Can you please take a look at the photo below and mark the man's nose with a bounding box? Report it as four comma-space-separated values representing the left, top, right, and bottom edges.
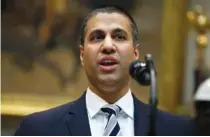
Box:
101, 36, 116, 54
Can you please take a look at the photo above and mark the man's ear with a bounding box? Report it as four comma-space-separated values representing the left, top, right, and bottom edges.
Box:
134, 44, 140, 60
80, 45, 84, 66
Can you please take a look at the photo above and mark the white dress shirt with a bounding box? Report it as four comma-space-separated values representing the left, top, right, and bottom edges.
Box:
86, 88, 134, 136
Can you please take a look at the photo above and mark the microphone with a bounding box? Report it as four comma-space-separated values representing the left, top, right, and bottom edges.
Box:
129, 54, 158, 136
129, 60, 151, 85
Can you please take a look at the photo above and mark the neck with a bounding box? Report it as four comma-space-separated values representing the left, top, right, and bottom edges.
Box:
88, 82, 130, 104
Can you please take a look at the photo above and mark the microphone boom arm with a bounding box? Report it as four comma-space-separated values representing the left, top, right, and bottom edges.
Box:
146, 54, 158, 136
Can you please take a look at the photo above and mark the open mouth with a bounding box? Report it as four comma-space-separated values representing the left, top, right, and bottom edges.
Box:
99, 60, 117, 66
98, 58, 118, 71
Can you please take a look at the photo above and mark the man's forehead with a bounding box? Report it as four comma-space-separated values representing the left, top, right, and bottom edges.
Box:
85, 12, 132, 33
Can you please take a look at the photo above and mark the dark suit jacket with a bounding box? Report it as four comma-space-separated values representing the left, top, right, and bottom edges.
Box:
14, 92, 196, 136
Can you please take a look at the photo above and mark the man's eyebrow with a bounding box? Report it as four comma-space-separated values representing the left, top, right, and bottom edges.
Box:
112, 28, 127, 35
89, 29, 104, 36
87, 28, 128, 36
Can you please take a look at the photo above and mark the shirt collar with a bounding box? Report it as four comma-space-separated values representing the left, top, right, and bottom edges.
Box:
115, 89, 134, 119
86, 88, 134, 119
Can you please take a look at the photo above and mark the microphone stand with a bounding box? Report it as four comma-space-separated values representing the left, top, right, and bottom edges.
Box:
145, 54, 158, 136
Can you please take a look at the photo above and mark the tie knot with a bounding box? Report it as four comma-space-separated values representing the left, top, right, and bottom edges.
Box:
101, 104, 121, 116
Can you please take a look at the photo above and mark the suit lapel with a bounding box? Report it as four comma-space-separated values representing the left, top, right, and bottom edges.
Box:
133, 94, 150, 136
65, 92, 91, 136
64, 92, 150, 136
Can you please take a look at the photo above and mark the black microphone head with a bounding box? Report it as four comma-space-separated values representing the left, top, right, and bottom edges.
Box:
129, 60, 150, 85
129, 60, 144, 78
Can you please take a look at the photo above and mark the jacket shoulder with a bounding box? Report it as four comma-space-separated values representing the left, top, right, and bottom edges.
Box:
156, 108, 196, 135
14, 100, 77, 136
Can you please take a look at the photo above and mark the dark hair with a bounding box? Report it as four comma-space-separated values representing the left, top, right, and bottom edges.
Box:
79, 5, 140, 46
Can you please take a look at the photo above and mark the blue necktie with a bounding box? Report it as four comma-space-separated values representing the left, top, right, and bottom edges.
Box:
101, 104, 121, 136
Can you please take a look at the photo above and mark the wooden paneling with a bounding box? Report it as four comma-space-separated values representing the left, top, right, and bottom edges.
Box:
159, 0, 189, 113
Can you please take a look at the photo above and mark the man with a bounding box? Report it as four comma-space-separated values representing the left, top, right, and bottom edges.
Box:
15, 6, 196, 136
194, 78, 210, 135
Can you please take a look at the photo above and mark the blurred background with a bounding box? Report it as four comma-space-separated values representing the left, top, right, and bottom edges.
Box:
1, 0, 210, 135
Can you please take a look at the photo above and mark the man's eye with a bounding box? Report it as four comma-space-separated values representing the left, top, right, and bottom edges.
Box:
114, 34, 126, 41
90, 35, 104, 42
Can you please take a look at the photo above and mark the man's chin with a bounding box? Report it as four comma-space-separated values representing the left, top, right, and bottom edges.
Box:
98, 75, 120, 85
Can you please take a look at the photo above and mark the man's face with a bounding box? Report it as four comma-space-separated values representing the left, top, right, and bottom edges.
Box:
80, 12, 139, 89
